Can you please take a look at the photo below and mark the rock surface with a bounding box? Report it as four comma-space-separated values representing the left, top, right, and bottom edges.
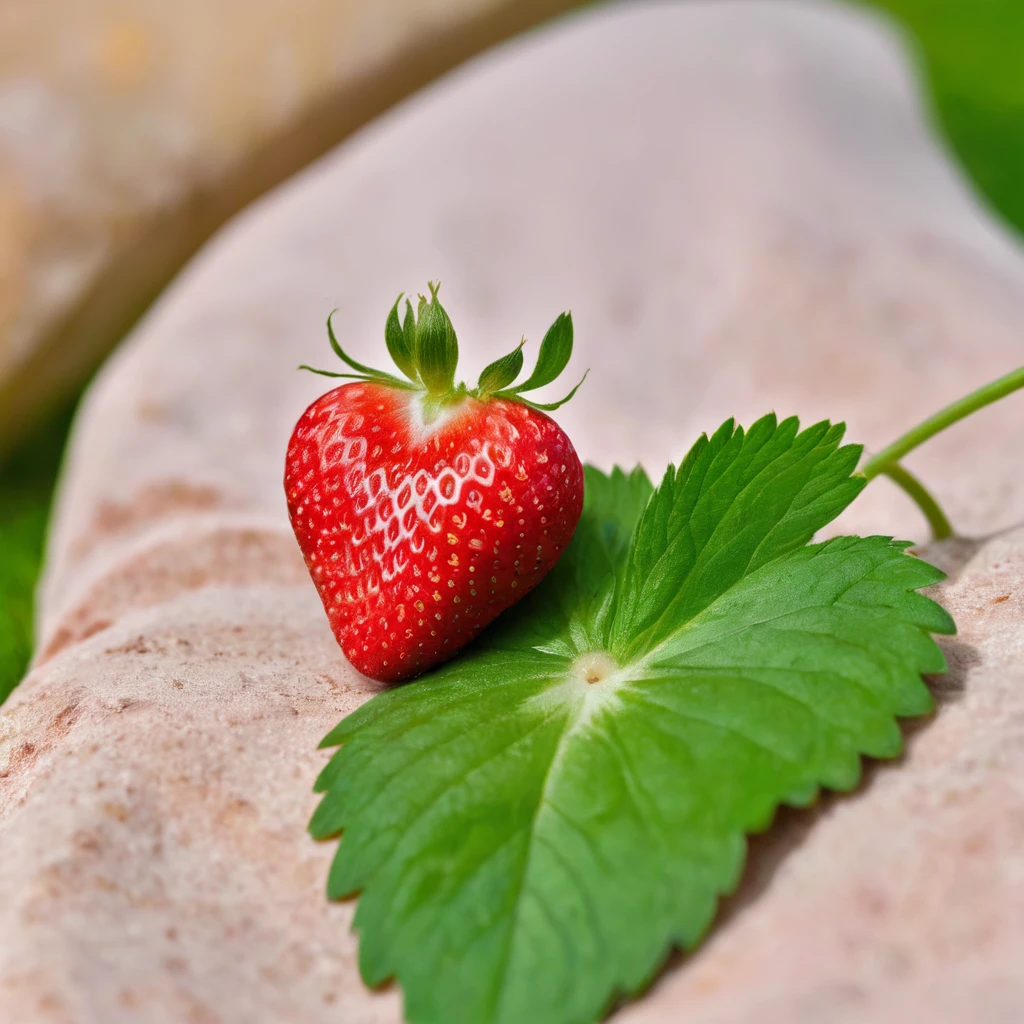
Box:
0, 0, 579, 454
3, 1, 1024, 1021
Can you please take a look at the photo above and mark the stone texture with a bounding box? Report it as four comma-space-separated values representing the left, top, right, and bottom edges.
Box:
0, 0, 580, 455
3, 1, 1024, 1021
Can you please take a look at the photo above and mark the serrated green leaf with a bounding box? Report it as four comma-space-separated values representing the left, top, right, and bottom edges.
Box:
312, 417, 954, 1024
488, 464, 653, 656
511, 312, 574, 394
611, 414, 866, 660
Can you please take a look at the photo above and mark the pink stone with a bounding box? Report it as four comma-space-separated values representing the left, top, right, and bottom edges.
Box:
2, 3, 1023, 1020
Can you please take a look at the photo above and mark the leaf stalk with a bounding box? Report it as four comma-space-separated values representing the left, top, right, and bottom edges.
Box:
874, 464, 953, 541
864, 364, 1024, 539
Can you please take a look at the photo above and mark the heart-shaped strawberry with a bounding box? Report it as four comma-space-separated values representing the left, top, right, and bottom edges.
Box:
285, 284, 586, 682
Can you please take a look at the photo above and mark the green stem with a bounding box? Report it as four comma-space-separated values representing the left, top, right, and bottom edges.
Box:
863, 364, 1024, 540
876, 464, 953, 541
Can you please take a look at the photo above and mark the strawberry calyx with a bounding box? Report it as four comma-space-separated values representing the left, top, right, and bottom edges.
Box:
299, 282, 587, 422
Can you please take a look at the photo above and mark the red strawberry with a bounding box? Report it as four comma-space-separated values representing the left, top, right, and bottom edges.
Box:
285, 284, 586, 683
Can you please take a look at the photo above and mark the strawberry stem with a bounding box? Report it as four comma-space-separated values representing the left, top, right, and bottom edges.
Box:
864, 364, 1024, 539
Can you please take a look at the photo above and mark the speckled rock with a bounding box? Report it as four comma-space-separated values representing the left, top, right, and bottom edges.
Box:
3, 1, 1024, 1021
0, 0, 579, 454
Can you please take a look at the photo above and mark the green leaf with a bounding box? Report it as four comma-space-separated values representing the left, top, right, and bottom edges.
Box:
511, 312, 574, 394
491, 464, 653, 656
477, 340, 526, 396
611, 414, 866, 660
312, 416, 954, 1024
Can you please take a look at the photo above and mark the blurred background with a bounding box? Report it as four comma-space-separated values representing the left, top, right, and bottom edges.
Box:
1, 0, 1022, 705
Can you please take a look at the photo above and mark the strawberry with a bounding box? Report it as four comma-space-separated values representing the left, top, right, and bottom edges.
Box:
285, 284, 586, 683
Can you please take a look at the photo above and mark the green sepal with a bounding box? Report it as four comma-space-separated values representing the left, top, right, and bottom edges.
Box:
477, 339, 526, 397
402, 299, 417, 363
304, 286, 584, 414
298, 365, 373, 381
496, 369, 589, 412
414, 282, 460, 396
326, 310, 379, 377
325, 311, 410, 388
510, 312, 574, 394
385, 293, 419, 383
298, 365, 418, 388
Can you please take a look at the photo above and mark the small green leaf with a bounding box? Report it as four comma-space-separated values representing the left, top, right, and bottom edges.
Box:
511, 311, 574, 394
477, 340, 526, 396
385, 293, 419, 383
415, 282, 460, 396
312, 417, 954, 1024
